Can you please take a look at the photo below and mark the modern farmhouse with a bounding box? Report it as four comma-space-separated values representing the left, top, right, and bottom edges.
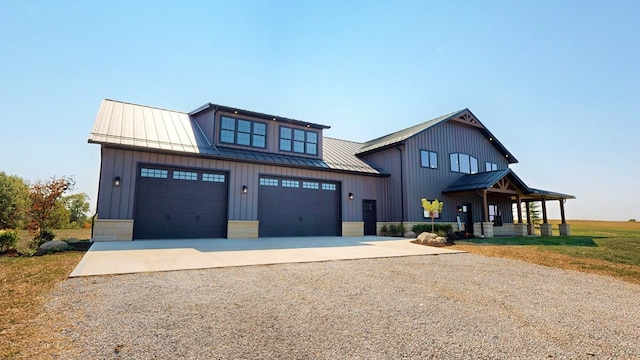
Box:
89, 99, 574, 241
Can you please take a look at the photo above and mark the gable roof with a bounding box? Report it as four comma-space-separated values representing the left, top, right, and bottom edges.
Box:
356, 108, 518, 163
88, 99, 385, 176
442, 168, 528, 193
442, 168, 575, 200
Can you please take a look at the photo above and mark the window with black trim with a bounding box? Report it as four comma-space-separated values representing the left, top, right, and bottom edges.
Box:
279, 126, 318, 155
420, 150, 438, 169
450, 153, 478, 174
219, 116, 266, 148
489, 204, 502, 226
485, 162, 498, 172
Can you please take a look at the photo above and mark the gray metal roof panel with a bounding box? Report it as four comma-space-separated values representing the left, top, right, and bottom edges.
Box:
89, 99, 219, 156
323, 137, 387, 174
356, 109, 465, 154
442, 168, 531, 193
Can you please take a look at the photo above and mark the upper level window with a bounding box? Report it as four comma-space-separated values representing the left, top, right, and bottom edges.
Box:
220, 116, 266, 148
280, 127, 318, 155
420, 150, 438, 169
450, 153, 478, 174
485, 162, 498, 172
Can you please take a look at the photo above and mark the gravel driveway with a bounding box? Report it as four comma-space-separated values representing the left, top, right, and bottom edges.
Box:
47, 253, 640, 359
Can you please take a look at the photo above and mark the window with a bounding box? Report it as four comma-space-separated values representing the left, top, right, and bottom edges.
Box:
281, 180, 300, 188
140, 168, 168, 178
485, 162, 498, 172
259, 178, 278, 186
202, 173, 225, 183
303, 181, 319, 189
322, 183, 336, 191
219, 116, 266, 148
173, 171, 197, 181
489, 204, 502, 226
450, 153, 478, 174
279, 126, 318, 155
420, 150, 438, 169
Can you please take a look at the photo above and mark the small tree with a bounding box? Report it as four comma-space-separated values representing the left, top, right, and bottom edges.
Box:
0, 172, 31, 229
63, 193, 91, 227
421, 198, 444, 232
28, 176, 74, 243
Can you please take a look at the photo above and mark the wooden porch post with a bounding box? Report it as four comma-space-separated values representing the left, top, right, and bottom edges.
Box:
482, 190, 489, 222
560, 199, 566, 224
525, 200, 531, 225
516, 195, 523, 223
541, 200, 548, 224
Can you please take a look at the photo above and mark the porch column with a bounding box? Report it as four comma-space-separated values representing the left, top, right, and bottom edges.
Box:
516, 195, 523, 224
559, 199, 571, 236
482, 190, 489, 222
525, 200, 533, 235
540, 200, 553, 236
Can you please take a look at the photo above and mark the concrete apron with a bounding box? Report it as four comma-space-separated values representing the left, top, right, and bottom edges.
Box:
69, 237, 465, 277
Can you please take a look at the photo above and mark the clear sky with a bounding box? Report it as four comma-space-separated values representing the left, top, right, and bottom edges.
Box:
1, 0, 639, 221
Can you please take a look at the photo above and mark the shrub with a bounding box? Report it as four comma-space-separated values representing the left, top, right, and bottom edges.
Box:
412, 223, 453, 234
380, 224, 388, 235
397, 223, 405, 235
388, 224, 398, 234
629, 219, 637, 222
0, 230, 19, 252
34, 228, 56, 246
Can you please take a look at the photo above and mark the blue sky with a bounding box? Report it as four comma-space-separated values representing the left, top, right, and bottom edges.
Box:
1, 0, 638, 221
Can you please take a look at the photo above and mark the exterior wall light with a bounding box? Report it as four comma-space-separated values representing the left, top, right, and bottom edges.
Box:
242, 185, 248, 194
113, 176, 121, 187
348, 192, 354, 200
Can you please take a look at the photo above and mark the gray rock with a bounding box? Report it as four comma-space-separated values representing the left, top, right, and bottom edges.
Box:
38, 240, 68, 255
403, 231, 416, 238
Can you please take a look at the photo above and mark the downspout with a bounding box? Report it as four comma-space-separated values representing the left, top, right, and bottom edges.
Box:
395, 145, 404, 228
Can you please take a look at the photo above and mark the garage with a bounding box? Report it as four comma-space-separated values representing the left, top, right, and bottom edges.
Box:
258, 176, 341, 237
133, 166, 228, 239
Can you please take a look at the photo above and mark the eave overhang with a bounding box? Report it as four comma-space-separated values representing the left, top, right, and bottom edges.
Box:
189, 103, 330, 130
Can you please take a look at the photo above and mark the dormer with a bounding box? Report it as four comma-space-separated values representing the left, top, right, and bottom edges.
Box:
190, 103, 329, 160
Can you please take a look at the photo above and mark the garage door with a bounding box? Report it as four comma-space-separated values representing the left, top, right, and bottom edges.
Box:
133, 166, 228, 239
258, 177, 341, 237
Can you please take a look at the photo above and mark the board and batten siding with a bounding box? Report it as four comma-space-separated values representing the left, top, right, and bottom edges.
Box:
97, 147, 382, 224
403, 121, 513, 223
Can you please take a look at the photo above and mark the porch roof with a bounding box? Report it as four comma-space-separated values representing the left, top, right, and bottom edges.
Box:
442, 169, 575, 200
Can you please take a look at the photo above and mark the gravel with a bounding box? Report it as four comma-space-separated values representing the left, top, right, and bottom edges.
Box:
47, 254, 640, 359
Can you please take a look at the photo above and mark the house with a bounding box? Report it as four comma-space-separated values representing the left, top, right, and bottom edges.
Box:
89, 99, 574, 241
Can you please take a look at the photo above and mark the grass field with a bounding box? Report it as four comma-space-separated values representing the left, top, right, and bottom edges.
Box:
1, 222, 639, 358
453, 220, 640, 285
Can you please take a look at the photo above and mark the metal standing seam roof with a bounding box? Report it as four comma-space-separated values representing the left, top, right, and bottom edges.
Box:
356, 109, 464, 154
442, 169, 575, 199
322, 137, 388, 174
88, 99, 385, 175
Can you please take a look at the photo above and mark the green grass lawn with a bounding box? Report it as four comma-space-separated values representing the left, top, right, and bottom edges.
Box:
454, 220, 640, 284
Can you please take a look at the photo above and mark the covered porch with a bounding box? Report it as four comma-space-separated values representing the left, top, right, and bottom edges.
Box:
443, 169, 575, 238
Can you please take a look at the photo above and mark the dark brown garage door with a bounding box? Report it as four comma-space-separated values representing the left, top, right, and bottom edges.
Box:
258, 177, 341, 237
133, 167, 228, 239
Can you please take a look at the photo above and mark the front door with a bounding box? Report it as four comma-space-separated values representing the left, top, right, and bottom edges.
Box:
362, 200, 377, 235
463, 203, 473, 234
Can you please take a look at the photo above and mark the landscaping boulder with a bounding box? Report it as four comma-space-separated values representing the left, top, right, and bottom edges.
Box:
417, 232, 438, 244
427, 236, 448, 246
37, 240, 68, 255
404, 231, 416, 238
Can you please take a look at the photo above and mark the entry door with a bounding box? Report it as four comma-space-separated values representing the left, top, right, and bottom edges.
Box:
362, 200, 377, 235
463, 203, 473, 234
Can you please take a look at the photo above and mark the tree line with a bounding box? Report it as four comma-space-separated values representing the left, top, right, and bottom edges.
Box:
0, 172, 91, 238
